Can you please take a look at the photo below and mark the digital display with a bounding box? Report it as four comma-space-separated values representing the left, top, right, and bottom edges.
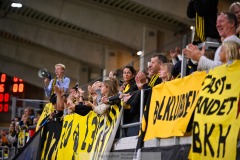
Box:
0, 73, 24, 112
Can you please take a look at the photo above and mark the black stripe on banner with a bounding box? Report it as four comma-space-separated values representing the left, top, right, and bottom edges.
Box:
108, 113, 113, 124
81, 114, 89, 150
111, 106, 117, 117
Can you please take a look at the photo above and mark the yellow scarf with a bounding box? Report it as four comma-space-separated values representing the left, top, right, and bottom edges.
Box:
148, 73, 160, 87
121, 84, 131, 109
195, 12, 205, 42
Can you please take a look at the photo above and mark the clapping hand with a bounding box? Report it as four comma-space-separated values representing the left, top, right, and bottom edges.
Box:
135, 71, 147, 89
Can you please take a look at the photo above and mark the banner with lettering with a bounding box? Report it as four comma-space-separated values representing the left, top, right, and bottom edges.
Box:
40, 120, 62, 160
56, 104, 122, 160
144, 71, 206, 140
191, 60, 240, 159
36, 102, 54, 131
13, 120, 62, 160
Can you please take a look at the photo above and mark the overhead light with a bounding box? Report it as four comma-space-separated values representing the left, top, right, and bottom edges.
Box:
137, 51, 142, 56
11, 3, 22, 8
190, 26, 194, 30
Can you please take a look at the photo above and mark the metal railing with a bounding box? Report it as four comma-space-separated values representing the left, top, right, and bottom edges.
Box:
119, 89, 145, 138
0, 146, 15, 160
0, 146, 8, 160
118, 34, 191, 138
11, 97, 49, 120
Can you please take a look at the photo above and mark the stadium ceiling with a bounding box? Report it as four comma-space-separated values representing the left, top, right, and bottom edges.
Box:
0, 0, 190, 50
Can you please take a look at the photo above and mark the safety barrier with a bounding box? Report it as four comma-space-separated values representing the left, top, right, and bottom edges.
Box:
0, 146, 15, 160
10, 98, 47, 155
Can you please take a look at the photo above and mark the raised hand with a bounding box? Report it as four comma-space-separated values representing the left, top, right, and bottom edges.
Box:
135, 71, 147, 89
183, 44, 204, 62
108, 71, 116, 78
54, 85, 60, 95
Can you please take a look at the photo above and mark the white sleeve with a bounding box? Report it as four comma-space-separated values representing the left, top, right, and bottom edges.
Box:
93, 104, 110, 115
171, 57, 178, 65
198, 56, 222, 70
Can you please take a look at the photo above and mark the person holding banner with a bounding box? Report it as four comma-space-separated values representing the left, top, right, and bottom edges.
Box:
69, 78, 120, 117
159, 63, 174, 82
65, 84, 93, 116
126, 54, 168, 107
183, 11, 240, 70
121, 54, 168, 136
85, 78, 119, 114
116, 66, 139, 137
219, 41, 240, 63
190, 44, 240, 160
135, 54, 168, 90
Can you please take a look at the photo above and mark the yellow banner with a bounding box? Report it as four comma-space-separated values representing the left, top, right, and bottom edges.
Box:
56, 104, 121, 160
36, 102, 54, 131
191, 61, 240, 159
144, 71, 206, 140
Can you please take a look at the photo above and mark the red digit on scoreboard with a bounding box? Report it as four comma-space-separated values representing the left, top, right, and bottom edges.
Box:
0, 94, 3, 102
0, 104, 2, 112
13, 84, 18, 93
13, 77, 18, 82
3, 104, 8, 112
1, 74, 6, 82
0, 84, 4, 93
18, 83, 24, 92
4, 93, 9, 102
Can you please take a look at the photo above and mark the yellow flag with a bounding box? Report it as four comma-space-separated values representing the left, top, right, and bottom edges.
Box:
144, 71, 206, 140
36, 102, 54, 131
56, 104, 121, 160
191, 60, 240, 159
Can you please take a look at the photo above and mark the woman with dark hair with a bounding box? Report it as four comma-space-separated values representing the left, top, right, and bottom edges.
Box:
119, 66, 139, 137
121, 66, 138, 95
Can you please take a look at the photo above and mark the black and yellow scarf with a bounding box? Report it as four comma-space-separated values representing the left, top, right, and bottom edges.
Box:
148, 73, 160, 88
195, 12, 205, 42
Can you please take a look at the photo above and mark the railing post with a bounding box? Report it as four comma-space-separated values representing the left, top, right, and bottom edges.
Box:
11, 97, 17, 120
23, 129, 26, 147
140, 89, 144, 123
140, 26, 146, 71
120, 110, 124, 138
135, 89, 145, 160
181, 34, 188, 78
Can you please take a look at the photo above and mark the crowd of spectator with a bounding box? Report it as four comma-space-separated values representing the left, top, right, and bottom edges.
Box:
1, 1, 240, 158
0, 107, 42, 158
38, 2, 240, 139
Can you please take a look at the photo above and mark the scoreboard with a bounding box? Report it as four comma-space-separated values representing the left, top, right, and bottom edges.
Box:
0, 73, 24, 112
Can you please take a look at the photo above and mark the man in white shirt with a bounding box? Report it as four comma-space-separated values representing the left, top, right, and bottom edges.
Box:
183, 11, 240, 70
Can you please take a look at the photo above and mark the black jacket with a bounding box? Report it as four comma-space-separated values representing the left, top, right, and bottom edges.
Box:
75, 103, 92, 116
187, 0, 220, 41
127, 75, 162, 115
